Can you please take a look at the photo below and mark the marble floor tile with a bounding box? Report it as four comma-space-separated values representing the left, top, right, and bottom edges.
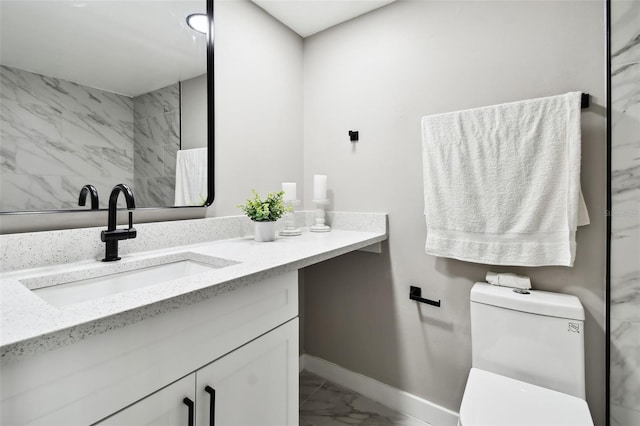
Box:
300, 371, 429, 426
300, 370, 327, 406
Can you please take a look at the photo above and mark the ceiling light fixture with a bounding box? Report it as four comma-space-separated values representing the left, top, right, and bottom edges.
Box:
186, 13, 208, 34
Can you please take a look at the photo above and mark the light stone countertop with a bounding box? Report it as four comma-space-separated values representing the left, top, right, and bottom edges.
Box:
0, 212, 387, 362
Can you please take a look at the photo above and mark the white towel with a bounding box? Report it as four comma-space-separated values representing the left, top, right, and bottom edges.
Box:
486, 271, 532, 290
421, 92, 589, 267
174, 148, 208, 206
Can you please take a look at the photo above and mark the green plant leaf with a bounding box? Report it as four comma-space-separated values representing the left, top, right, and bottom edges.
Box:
237, 189, 291, 222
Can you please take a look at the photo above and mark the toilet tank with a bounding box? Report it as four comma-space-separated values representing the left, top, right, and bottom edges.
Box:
470, 283, 586, 399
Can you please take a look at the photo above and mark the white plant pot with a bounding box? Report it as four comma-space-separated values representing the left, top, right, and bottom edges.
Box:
254, 221, 276, 242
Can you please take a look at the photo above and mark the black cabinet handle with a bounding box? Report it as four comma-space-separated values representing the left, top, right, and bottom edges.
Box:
183, 397, 194, 426
205, 385, 216, 426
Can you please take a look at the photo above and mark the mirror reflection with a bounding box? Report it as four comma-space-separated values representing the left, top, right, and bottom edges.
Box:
0, 0, 208, 212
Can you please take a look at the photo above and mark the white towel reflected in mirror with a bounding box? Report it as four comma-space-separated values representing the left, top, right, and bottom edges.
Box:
174, 148, 208, 206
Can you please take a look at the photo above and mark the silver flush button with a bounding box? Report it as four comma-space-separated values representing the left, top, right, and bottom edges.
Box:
512, 288, 530, 295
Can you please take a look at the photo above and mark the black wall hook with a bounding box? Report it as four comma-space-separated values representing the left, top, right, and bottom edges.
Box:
410, 286, 441, 307
581, 93, 590, 109
348, 130, 359, 142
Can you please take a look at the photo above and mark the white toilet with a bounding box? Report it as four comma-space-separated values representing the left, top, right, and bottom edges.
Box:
458, 283, 594, 426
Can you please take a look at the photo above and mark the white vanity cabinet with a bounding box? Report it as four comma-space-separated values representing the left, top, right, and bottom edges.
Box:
99, 319, 298, 426
1, 271, 298, 426
195, 319, 298, 426
98, 375, 196, 426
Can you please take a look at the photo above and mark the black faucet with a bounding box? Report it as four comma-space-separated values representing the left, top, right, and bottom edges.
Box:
78, 184, 99, 210
101, 184, 137, 262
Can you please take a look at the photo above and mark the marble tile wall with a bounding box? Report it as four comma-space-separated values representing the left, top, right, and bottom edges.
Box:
0, 65, 134, 211
132, 83, 180, 207
609, 1, 640, 425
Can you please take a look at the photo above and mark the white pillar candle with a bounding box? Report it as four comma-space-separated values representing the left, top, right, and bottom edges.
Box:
313, 175, 327, 200
282, 182, 296, 201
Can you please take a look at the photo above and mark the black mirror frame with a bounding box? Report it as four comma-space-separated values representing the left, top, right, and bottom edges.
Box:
204, 0, 215, 207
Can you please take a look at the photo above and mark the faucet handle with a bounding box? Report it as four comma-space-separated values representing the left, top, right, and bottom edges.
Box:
127, 211, 137, 238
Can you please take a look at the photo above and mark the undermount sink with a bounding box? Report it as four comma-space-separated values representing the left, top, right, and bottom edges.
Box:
21, 252, 239, 308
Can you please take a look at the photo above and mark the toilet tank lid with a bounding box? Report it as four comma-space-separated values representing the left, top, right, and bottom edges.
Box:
471, 283, 585, 320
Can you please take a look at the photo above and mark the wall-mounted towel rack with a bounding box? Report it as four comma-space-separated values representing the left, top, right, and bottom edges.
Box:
581, 93, 590, 109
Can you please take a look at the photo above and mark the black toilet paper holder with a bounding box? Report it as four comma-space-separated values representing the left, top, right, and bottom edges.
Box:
410, 286, 441, 307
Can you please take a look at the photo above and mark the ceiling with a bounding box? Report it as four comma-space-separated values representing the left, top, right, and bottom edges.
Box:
0, 0, 396, 97
250, 0, 397, 38
0, 1, 207, 97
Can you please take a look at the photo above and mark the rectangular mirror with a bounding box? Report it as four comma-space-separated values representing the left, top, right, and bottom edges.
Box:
0, 0, 213, 212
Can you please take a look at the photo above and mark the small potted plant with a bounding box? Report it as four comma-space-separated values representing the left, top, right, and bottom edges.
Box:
238, 190, 291, 241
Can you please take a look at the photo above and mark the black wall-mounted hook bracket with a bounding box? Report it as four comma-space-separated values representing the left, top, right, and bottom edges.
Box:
581, 93, 590, 109
348, 130, 359, 142
410, 286, 441, 307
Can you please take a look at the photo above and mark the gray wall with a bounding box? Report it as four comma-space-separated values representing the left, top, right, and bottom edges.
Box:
301, 1, 606, 424
205, 0, 304, 217
609, 1, 640, 425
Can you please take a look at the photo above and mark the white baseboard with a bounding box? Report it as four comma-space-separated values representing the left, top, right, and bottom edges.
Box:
300, 354, 459, 426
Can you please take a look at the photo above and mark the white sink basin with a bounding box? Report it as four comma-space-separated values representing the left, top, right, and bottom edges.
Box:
21, 252, 239, 308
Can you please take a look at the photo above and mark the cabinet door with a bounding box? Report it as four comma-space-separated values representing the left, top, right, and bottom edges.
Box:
196, 319, 299, 426
97, 374, 195, 426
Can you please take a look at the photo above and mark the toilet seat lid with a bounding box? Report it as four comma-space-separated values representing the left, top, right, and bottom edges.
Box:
459, 368, 593, 426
